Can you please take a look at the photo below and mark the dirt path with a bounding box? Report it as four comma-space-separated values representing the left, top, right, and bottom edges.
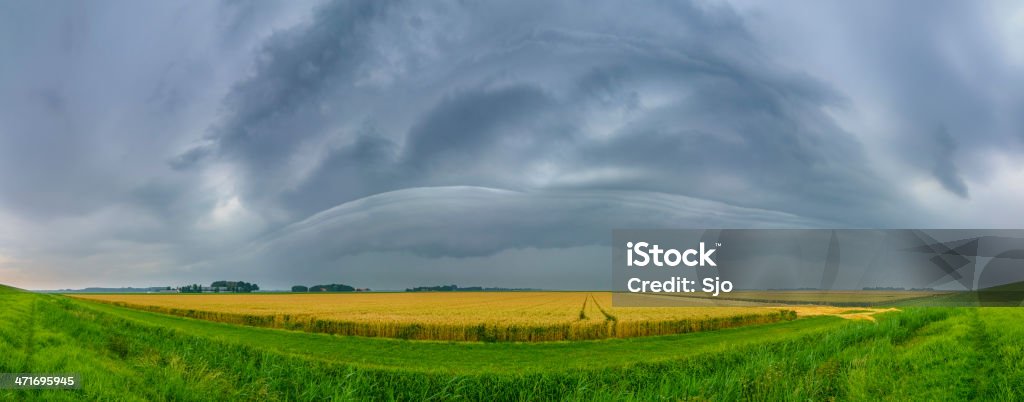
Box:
790, 306, 900, 321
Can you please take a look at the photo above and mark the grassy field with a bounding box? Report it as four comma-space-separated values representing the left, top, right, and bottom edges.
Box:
3, 285, 1024, 400
69, 292, 799, 341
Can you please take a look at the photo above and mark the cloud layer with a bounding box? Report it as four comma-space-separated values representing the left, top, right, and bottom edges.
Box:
2, 0, 1023, 289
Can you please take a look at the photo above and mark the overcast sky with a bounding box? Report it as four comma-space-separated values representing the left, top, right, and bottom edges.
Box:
2, 0, 1023, 290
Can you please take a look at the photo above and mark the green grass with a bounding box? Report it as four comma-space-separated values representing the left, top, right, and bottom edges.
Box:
75, 299, 830, 373
2, 284, 1024, 401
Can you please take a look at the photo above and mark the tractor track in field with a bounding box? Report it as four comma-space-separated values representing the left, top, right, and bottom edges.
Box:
578, 295, 589, 320
966, 309, 998, 397
588, 294, 617, 322
21, 299, 38, 372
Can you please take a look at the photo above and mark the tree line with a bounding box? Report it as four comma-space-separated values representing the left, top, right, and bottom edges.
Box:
177, 281, 259, 293
405, 285, 536, 292
291, 283, 360, 292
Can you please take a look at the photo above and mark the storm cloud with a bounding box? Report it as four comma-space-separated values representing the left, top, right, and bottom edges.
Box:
2, 0, 1023, 290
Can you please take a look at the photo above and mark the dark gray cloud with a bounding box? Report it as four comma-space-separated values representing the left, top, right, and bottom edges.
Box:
731, 0, 1024, 198
930, 127, 970, 198
1, 0, 1022, 289
187, 0, 897, 225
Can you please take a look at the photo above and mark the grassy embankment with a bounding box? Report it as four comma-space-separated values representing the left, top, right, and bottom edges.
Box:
2, 284, 1023, 400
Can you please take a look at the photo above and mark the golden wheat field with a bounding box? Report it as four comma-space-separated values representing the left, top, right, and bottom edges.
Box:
69, 292, 807, 342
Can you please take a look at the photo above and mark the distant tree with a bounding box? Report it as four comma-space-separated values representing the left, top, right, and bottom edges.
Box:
405, 284, 534, 292
407, 284, 459, 292
309, 283, 355, 292
292, 285, 308, 292
209, 280, 259, 293
178, 283, 204, 293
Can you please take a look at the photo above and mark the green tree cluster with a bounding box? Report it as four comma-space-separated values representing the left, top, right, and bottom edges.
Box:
211, 281, 259, 293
